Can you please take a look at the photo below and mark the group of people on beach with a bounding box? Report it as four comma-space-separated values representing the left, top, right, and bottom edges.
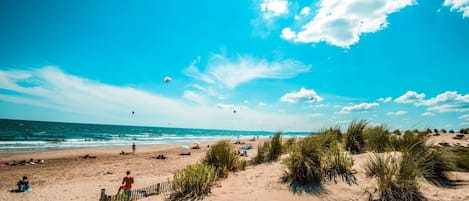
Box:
3, 158, 44, 167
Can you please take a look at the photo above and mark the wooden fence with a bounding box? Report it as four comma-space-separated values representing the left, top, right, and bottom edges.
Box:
99, 181, 172, 201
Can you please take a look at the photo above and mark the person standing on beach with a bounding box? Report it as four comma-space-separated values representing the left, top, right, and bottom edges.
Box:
121, 170, 134, 197
132, 143, 136, 155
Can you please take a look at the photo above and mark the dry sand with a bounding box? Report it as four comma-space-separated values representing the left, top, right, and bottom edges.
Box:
1, 134, 468, 201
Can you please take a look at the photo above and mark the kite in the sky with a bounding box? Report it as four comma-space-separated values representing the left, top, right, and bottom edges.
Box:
163, 76, 172, 83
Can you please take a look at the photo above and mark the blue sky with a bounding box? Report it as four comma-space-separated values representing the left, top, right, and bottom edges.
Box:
0, 0, 468, 131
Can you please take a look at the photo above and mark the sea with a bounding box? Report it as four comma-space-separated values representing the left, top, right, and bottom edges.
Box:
0, 119, 311, 153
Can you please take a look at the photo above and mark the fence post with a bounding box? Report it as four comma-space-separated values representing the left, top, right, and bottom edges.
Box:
99, 189, 106, 201
156, 183, 161, 195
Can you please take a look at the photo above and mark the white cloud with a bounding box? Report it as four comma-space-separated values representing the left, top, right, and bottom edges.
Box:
281, 0, 415, 48
261, 0, 289, 19
183, 90, 207, 105
386, 110, 408, 116
378, 96, 392, 103
258, 101, 267, 107
459, 114, 469, 121
339, 102, 379, 114
0, 67, 322, 131
421, 112, 435, 116
394, 91, 425, 104
420, 91, 469, 112
281, 28, 296, 40
184, 54, 311, 89
280, 87, 323, 103
444, 0, 469, 18
300, 6, 311, 16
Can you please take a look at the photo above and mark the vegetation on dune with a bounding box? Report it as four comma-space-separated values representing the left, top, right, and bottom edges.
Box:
282, 132, 355, 190
203, 140, 245, 178
344, 120, 368, 154
444, 147, 469, 172
253, 132, 283, 163
321, 141, 355, 184
365, 154, 426, 201
316, 126, 342, 149
168, 163, 216, 201
282, 137, 323, 186
365, 125, 390, 153
282, 137, 297, 153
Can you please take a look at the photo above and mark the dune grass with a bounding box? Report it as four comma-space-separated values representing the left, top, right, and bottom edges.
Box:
365, 125, 390, 153
365, 154, 426, 201
282, 137, 323, 187
344, 120, 368, 154
168, 163, 216, 201
445, 147, 469, 172
321, 141, 355, 184
316, 126, 343, 149
203, 140, 245, 178
253, 132, 283, 163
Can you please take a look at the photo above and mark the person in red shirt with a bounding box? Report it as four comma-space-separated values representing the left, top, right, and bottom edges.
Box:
121, 170, 134, 197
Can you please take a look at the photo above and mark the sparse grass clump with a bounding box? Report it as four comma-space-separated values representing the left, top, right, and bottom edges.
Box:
203, 141, 244, 178
321, 141, 355, 184
344, 120, 368, 154
253, 132, 283, 163
365, 125, 390, 153
445, 147, 469, 172
282, 137, 297, 153
282, 137, 322, 186
316, 126, 342, 149
168, 163, 216, 201
365, 154, 426, 201
267, 132, 282, 161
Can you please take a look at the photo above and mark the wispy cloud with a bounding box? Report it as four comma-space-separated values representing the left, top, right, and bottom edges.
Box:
281, 0, 415, 48
386, 110, 408, 116
0, 66, 320, 131
280, 87, 323, 103
339, 102, 379, 114
421, 112, 435, 116
394, 91, 425, 104
444, 0, 469, 18
378, 97, 392, 103
184, 54, 311, 89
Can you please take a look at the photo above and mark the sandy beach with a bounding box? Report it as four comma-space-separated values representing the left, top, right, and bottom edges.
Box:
1, 134, 468, 201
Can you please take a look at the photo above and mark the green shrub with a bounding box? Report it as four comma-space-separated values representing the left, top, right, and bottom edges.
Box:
365, 125, 390, 153
321, 141, 355, 184
344, 120, 368, 154
282, 137, 322, 186
282, 137, 297, 153
168, 163, 216, 201
316, 126, 342, 149
445, 147, 469, 172
253, 142, 266, 164
365, 154, 425, 201
203, 141, 243, 178
267, 132, 282, 161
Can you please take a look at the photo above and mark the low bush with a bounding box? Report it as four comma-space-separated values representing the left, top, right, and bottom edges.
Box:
203, 141, 244, 178
344, 120, 368, 154
365, 125, 390, 153
321, 142, 355, 184
282, 137, 322, 186
365, 154, 425, 201
168, 163, 216, 201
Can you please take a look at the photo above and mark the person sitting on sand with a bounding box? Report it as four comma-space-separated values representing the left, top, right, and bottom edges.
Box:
16, 176, 31, 192
120, 170, 134, 197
